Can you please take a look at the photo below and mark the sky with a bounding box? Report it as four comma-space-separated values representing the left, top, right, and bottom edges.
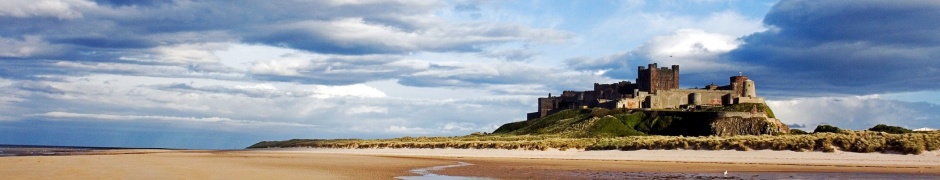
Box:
1, 0, 939, 149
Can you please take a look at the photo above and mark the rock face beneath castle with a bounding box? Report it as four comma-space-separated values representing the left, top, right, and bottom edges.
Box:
528, 63, 767, 120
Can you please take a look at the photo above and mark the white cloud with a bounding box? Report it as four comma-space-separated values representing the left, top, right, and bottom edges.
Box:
346, 106, 389, 115
249, 58, 311, 76
147, 43, 229, 64
565, 28, 743, 78
34, 111, 317, 129
310, 84, 387, 99
402, 60, 611, 91
695, 10, 768, 37
632, 29, 741, 72
767, 95, 940, 130
0, 0, 96, 19
215, 44, 299, 71
0, 36, 54, 57
385, 125, 431, 134
269, 17, 572, 53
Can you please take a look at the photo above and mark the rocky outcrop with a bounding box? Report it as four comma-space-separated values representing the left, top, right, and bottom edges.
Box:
710, 117, 789, 136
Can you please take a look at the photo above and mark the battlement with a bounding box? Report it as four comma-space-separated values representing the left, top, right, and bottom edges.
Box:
637, 63, 679, 94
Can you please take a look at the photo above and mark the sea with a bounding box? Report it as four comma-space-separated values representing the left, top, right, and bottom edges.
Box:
0, 144, 167, 156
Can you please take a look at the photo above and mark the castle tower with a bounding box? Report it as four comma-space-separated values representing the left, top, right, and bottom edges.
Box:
729, 75, 748, 97
637, 63, 679, 94
743, 80, 756, 97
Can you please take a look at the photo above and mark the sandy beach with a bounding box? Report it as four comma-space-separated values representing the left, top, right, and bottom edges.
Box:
1, 148, 939, 179
0, 149, 453, 179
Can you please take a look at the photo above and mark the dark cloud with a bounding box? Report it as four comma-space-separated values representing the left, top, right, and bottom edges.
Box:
726, 0, 940, 96
0, 0, 567, 58
0, 0, 570, 86
92, 0, 167, 7
15, 81, 66, 95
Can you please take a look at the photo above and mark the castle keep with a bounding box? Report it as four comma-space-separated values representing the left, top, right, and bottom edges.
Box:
528, 63, 766, 120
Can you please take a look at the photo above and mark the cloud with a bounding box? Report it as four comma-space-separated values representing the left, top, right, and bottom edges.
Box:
34, 111, 317, 129
0, 0, 570, 60
246, 18, 572, 55
0, 74, 526, 138
595, 6, 765, 46
246, 52, 432, 85
726, 0, 940, 96
632, 29, 739, 70
0, 0, 572, 88
568, 7, 766, 81
768, 95, 940, 131
346, 106, 389, 115
0, 0, 97, 19
0, 36, 61, 57
479, 48, 537, 62
566, 29, 742, 80
399, 61, 612, 92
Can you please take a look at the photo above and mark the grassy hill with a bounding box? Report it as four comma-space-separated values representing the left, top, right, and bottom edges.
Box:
494, 104, 785, 137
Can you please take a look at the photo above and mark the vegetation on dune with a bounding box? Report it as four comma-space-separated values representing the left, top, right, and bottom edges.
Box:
868, 124, 913, 134
814, 125, 842, 133
790, 129, 809, 135
249, 130, 940, 155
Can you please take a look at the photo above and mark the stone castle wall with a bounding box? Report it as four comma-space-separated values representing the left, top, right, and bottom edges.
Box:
646, 89, 731, 109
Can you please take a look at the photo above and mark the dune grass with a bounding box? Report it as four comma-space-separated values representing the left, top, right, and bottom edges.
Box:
248, 130, 940, 155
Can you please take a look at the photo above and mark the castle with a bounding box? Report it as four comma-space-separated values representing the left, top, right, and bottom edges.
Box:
528, 63, 766, 120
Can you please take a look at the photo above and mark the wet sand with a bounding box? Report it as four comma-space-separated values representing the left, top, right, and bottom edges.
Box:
1, 148, 939, 179
275, 148, 940, 179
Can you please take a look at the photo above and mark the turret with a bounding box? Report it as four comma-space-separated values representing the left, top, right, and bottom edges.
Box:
743, 80, 756, 97
729, 75, 748, 97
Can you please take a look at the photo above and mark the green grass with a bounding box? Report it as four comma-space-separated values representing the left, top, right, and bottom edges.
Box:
868, 124, 913, 134
814, 125, 842, 133
495, 107, 784, 138
492, 108, 716, 137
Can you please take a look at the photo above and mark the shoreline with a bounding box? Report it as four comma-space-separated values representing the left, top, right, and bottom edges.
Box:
1, 148, 938, 179
264, 148, 940, 179
261, 147, 940, 167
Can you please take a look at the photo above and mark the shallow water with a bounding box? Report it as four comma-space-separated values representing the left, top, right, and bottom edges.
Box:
0, 144, 161, 156
0, 145, 94, 156
562, 171, 940, 179
396, 162, 493, 180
